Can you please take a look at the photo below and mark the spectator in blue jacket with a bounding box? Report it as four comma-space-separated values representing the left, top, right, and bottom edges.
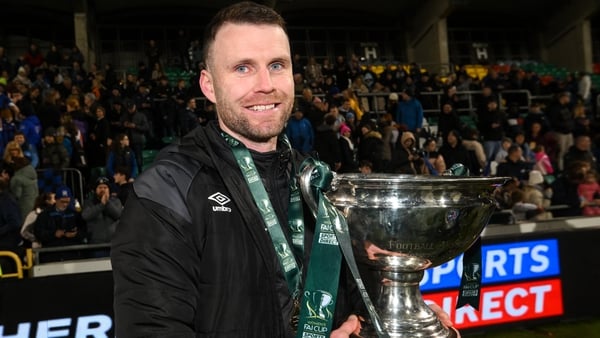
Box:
18, 107, 41, 148
14, 131, 39, 168
33, 185, 86, 248
106, 133, 139, 180
285, 107, 314, 154
395, 88, 424, 135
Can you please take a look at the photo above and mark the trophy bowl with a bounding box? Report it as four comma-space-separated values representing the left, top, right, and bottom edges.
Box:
301, 171, 507, 338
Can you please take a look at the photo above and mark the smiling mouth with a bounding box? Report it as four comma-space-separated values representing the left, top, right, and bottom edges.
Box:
248, 104, 276, 112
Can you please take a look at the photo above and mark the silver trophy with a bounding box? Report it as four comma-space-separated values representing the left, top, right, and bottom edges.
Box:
300, 170, 507, 338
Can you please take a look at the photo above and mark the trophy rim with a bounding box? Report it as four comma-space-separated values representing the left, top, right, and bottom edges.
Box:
331, 174, 510, 190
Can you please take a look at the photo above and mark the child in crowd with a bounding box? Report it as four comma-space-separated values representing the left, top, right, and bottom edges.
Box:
533, 144, 554, 175
494, 137, 513, 163
358, 160, 373, 174
578, 171, 600, 216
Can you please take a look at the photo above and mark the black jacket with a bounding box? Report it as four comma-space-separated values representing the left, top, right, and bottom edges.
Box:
111, 121, 359, 337
0, 191, 22, 250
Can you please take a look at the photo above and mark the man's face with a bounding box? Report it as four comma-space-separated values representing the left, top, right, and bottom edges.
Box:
329, 106, 339, 116
120, 136, 130, 147
14, 134, 25, 145
96, 184, 109, 197
442, 104, 452, 113
200, 23, 294, 149
56, 197, 70, 211
576, 137, 591, 151
447, 133, 457, 145
510, 147, 523, 160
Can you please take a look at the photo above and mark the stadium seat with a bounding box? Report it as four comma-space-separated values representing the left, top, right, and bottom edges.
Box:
142, 149, 159, 171
459, 115, 477, 130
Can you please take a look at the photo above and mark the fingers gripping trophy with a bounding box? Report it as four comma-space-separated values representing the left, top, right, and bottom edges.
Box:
299, 162, 508, 338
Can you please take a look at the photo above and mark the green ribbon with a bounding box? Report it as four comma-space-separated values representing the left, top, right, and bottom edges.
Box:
444, 163, 483, 311
296, 159, 389, 338
456, 237, 483, 310
296, 160, 343, 338
221, 132, 304, 300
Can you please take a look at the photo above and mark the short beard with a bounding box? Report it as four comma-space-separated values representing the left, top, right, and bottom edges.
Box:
216, 98, 292, 143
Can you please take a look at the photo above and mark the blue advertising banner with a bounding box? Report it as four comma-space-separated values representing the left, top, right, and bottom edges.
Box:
420, 239, 561, 291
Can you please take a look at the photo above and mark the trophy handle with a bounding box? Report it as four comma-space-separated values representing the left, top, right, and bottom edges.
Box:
299, 162, 319, 219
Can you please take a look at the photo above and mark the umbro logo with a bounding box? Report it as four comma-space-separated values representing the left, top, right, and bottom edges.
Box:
208, 192, 232, 212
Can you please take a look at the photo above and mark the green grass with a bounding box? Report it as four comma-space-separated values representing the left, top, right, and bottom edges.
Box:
464, 318, 600, 337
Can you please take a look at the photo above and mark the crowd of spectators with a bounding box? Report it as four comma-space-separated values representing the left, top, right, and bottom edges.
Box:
1, 40, 600, 273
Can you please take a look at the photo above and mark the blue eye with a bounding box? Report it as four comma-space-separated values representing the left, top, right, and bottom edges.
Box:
270, 63, 284, 71
235, 65, 249, 73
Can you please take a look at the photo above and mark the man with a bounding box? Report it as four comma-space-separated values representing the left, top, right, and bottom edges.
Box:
477, 96, 508, 161
563, 134, 597, 172
33, 185, 85, 248
357, 121, 384, 173
178, 96, 200, 135
296, 87, 327, 129
112, 166, 133, 205
496, 144, 533, 184
82, 177, 122, 245
120, 99, 149, 171
111, 2, 456, 337
546, 91, 574, 171
285, 107, 314, 154
87, 106, 111, 169
40, 127, 70, 169
395, 88, 424, 135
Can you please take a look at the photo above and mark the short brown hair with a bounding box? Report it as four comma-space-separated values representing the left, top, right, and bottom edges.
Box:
202, 2, 287, 67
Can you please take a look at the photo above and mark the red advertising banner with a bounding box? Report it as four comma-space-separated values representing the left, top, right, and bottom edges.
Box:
424, 278, 564, 328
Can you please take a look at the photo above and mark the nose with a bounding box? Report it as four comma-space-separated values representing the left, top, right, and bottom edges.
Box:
254, 67, 275, 93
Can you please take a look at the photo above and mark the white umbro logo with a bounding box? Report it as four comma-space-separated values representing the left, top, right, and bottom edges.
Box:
208, 192, 232, 212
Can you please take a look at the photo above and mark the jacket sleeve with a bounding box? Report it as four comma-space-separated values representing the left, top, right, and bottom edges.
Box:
106, 152, 115, 177
135, 114, 150, 133
81, 199, 104, 221
28, 144, 40, 168
33, 211, 56, 243
0, 198, 21, 237
111, 192, 199, 337
104, 197, 123, 220
130, 151, 139, 178
9, 179, 23, 201
60, 146, 70, 168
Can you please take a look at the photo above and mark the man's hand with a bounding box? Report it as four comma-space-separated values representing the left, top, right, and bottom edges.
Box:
101, 191, 109, 205
429, 303, 461, 337
55, 229, 66, 238
330, 314, 361, 338
64, 228, 78, 238
330, 305, 461, 338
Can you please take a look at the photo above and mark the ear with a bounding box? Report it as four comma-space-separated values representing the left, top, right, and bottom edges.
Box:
200, 69, 216, 104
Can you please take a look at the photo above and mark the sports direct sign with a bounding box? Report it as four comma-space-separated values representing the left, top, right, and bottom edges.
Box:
422, 239, 564, 329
